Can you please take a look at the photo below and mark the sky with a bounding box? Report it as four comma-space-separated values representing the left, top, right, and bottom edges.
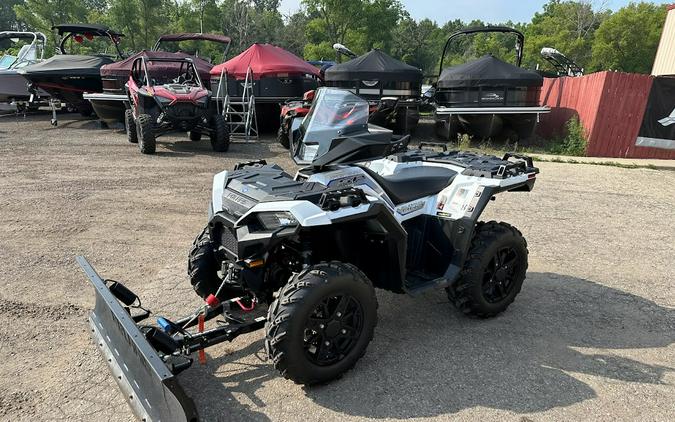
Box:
279, 0, 673, 24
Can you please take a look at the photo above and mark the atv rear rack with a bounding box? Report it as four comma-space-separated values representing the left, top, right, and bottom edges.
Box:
77, 256, 266, 422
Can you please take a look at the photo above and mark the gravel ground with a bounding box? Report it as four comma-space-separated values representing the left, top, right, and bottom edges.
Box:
0, 112, 673, 422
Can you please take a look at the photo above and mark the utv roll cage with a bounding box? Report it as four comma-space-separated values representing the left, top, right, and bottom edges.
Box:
438, 26, 525, 76
130, 56, 203, 89
52, 23, 125, 59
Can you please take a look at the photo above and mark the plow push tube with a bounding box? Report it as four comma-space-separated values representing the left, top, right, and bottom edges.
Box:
77, 256, 199, 422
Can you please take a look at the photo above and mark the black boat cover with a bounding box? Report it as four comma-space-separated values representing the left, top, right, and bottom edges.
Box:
438, 55, 542, 88
325, 49, 422, 83
19, 55, 114, 76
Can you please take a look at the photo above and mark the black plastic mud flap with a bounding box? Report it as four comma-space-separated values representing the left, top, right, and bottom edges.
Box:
77, 256, 199, 422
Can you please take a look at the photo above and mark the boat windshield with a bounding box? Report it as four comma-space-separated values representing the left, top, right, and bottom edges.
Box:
295, 88, 369, 163
0, 55, 16, 69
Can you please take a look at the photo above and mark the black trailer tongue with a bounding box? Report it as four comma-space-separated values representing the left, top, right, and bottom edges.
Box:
78, 256, 199, 422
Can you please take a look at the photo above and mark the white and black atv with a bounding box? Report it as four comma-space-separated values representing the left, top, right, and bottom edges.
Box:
78, 87, 538, 422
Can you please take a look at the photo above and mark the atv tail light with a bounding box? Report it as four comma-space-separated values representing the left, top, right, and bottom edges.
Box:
257, 211, 298, 230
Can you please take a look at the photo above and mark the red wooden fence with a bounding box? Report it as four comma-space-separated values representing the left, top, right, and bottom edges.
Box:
538, 71, 675, 159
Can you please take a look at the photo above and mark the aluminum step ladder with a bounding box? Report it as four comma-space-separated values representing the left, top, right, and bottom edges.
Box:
215, 67, 258, 142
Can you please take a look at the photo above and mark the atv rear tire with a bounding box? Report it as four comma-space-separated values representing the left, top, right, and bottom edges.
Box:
265, 262, 377, 385
209, 114, 230, 152
277, 125, 290, 149
125, 109, 138, 143
447, 221, 528, 318
136, 113, 156, 154
188, 227, 223, 299
189, 130, 201, 141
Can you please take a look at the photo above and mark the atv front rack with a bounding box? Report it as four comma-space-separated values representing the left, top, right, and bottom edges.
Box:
77, 256, 266, 422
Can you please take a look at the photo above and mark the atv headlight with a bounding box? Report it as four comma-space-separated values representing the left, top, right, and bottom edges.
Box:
157, 96, 172, 104
257, 211, 298, 230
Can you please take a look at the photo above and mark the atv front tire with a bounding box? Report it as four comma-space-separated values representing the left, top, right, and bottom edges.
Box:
447, 221, 528, 318
125, 109, 138, 143
189, 130, 201, 141
188, 227, 223, 299
209, 114, 230, 152
277, 125, 290, 149
136, 113, 156, 154
265, 262, 377, 385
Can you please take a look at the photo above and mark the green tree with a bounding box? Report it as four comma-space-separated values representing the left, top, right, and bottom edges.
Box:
1, 0, 25, 32
523, 0, 610, 72
391, 16, 445, 75
277, 11, 310, 56
303, 0, 365, 61
591, 2, 666, 73
106, 0, 141, 51
303, 0, 403, 61
13, 0, 89, 54
137, 0, 167, 49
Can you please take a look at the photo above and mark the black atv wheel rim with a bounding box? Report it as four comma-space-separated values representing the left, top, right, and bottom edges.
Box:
303, 293, 364, 366
482, 246, 519, 303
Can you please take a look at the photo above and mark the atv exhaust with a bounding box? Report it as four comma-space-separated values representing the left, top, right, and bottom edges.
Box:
77, 256, 199, 422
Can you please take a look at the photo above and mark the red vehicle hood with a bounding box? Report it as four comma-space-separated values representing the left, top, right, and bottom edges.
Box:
152, 84, 209, 103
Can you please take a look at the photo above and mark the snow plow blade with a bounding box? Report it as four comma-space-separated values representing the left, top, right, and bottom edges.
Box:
77, 256, 199, 422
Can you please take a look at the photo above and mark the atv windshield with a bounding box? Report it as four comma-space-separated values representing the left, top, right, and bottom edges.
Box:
296, 88, 369, 163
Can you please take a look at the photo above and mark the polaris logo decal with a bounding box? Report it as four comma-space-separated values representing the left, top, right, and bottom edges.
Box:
223, 191, 256, 208
658, 108, 675, 127
397, 200, 425, 215
328, 174, 366, 188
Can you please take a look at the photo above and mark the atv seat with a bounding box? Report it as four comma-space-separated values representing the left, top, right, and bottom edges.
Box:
362, 165, 457, 204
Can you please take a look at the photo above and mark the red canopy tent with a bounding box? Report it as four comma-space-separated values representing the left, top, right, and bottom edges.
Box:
210, 43, 320, 79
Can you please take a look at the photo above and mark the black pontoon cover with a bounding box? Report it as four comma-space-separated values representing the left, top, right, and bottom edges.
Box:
325, 49, 422, 83
52, 24, 123, 37
19, 55, 114, 76
438, 55, 542, 88
157, 33, 231, 44
100, 50, 213, 81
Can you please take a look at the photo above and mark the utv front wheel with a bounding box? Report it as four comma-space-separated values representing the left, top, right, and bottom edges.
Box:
265, 262, 377, 385
136, 113, 156, 154
447, 221, 528, 318
125, 109, 138, 143
209, 114, 230, 152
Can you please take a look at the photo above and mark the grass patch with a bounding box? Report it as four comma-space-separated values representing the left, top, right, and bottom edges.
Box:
547, 116, 587, 156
